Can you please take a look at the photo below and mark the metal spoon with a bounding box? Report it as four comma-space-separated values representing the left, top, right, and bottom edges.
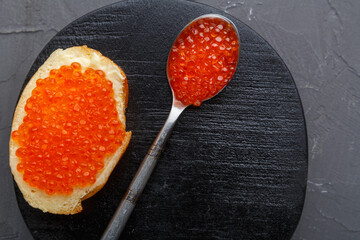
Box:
101, 14, 239, 240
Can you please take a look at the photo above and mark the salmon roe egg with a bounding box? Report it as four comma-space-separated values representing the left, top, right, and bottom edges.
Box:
11, 63, 125, 195
168, 17, 239, 106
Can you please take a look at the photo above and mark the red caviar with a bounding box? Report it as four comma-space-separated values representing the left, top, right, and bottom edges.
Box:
12, 63, 125, 195
168, 16, 239, 106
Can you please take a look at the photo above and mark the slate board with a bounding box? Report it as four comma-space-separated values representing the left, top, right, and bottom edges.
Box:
14, 0, 308, 239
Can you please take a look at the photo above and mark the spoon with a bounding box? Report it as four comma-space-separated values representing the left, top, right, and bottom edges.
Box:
101, 13, 240, 240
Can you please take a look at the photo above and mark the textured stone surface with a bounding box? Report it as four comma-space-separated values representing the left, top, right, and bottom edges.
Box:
0, 0, 359, 240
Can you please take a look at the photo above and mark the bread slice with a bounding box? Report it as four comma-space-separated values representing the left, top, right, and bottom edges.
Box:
9, 46, 131, 214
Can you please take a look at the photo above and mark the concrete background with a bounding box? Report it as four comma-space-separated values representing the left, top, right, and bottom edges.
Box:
1, 0, 359, 239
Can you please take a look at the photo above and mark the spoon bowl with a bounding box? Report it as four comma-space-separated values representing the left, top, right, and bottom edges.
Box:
167, 14, 240, 107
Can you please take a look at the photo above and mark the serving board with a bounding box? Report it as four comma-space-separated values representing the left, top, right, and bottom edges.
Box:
14, 0, 307, 239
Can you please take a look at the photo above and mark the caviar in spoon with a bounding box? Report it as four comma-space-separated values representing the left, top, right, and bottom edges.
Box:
101, 14, 239, 240
168, 15, 239, 106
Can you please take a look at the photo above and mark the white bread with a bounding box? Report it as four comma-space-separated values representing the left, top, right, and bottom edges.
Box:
9, 46, 131, 214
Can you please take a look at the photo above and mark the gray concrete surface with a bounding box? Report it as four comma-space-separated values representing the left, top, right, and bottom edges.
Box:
1, 0, 359, 239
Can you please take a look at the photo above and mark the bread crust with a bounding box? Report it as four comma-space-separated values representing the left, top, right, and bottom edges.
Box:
9, 46, 131, 214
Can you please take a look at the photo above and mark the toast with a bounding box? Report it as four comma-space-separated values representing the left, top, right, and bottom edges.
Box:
9, 46, 131, 214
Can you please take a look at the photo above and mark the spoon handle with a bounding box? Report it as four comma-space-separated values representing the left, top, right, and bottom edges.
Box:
101, 100, 186, 240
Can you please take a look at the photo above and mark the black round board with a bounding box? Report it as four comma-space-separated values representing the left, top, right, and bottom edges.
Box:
15, 0, 308, 239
